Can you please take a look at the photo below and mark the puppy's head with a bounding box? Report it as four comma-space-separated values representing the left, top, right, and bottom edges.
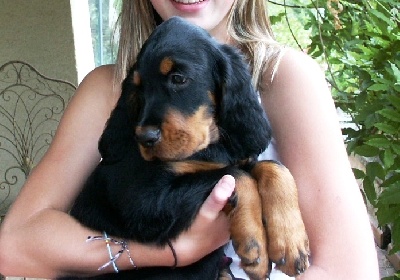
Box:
122, 17, 271, 162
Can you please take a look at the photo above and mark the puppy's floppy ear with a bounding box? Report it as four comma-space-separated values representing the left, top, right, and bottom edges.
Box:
98, 66, 139, 163
214, 45, 272, 159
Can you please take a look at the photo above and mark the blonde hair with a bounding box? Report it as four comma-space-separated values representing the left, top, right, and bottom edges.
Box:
114, 0, 283, 89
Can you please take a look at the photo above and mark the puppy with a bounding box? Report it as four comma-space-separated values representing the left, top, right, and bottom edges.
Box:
61, 17, 309, 280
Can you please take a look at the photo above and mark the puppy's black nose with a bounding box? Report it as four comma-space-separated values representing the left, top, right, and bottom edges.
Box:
135, 127, 161, 147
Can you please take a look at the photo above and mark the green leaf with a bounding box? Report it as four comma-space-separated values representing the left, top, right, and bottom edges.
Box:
368, 83, 389, 91
381, 276, 400, 280
352, 168, 365, 179
362, 177, 377, 206
375, 123, 398, 134
365, 114, 378, 129
387, 95, 400, 110
383, 149, 395, 169
390, 63, 400, 85
366, 137, 392, 149
376, 204, 400, 225
381, 173, 400, 189
378, 185, 400, 205
377, 108, 400, 122
354, 145, 380, 157
366, 161, 386, 180
392, 144, 400, 155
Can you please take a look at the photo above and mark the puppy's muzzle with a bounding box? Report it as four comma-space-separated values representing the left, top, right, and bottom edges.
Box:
135, 126, 161, 147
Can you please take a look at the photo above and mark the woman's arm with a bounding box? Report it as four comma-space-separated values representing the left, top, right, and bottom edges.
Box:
0, 65, 233, 278
261, 49, 379, 280
0, 64, 115, 277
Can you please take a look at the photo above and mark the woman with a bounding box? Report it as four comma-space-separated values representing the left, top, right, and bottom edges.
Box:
0, 0, 379, 279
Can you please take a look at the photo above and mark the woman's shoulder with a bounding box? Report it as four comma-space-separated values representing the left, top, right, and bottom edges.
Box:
259, 46, 334, 135
261, 47, 330, 102
55, 64, 121, 144
280, 47, 320, 66
79, 64, 118, 92
87, 63, 116, 77
264, 47, 326, 89
73, 64, 121, 110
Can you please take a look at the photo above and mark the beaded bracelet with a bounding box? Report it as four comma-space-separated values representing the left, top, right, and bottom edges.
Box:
87, 231, 137, 273
103, 232, 119, 272
87, 232, 178, 271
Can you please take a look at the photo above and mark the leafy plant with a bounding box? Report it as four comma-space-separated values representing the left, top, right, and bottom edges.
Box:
269, 0, 400, 274
383, 273, 400, 280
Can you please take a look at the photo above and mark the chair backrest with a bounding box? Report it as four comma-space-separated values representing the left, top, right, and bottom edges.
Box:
0, 61, 76, 215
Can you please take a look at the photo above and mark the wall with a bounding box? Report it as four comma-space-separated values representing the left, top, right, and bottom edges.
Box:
0, 0, 94, 216
0, 0, 94, 85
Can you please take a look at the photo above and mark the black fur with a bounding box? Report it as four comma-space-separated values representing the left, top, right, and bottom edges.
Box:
60, 17, 271, 280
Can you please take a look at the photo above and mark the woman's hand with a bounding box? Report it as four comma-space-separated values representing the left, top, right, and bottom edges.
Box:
172, 175, 235, 267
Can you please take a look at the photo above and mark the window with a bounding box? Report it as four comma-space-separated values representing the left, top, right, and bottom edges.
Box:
89, 0, 120, 66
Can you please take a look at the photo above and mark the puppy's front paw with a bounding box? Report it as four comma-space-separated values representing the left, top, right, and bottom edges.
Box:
267, 216, 310, 276
251, 161, 310, 276
232, 236, 269, 280
227, 174, 270, 280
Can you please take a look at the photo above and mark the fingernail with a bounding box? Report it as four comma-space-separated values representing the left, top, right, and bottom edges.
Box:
214, 176, 235, 202
218, 175, 235, 191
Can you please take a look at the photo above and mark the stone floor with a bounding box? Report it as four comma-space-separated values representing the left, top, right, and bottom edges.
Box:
378, 246, 397, 278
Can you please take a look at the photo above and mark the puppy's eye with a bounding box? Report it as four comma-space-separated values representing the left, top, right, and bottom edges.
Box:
170, 74, 187, 85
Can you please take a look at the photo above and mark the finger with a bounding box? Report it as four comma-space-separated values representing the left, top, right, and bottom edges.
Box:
199, 175, 235, 220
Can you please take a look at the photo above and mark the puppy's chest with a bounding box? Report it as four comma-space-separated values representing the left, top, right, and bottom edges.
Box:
99, 143, 234, 216
102, 155, 215, 206
98, 157, 224, 241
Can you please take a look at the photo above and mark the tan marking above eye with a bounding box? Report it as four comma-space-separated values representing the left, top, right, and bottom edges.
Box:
160, 57, 174, 75
133, 71, 141, 86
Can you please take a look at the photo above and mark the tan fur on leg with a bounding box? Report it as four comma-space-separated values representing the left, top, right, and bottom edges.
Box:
251, 161, 310, 276
224, 173, 269, 280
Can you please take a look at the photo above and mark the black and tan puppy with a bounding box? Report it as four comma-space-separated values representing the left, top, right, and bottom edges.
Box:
63, 17, 309, 280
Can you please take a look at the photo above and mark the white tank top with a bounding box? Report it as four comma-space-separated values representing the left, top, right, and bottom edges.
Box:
223, 138, 295, 280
